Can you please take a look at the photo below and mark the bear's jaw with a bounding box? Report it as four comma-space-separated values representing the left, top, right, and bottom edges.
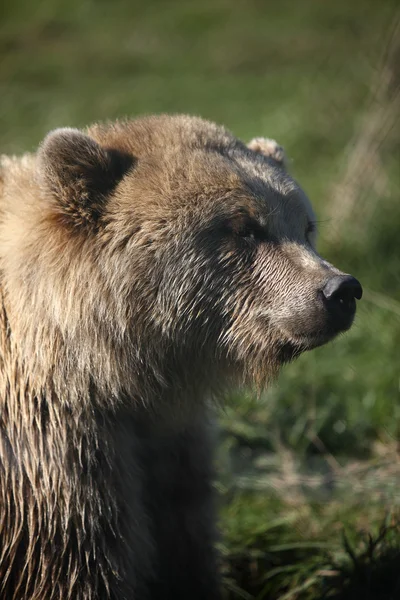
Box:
276, 340, 305, 364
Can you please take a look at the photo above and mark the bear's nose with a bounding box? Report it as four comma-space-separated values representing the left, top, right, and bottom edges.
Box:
323, 275, 363, 307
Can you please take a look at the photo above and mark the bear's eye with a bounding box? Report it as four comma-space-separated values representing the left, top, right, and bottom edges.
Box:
236, 223, 255, 240
230, 216, 266, 243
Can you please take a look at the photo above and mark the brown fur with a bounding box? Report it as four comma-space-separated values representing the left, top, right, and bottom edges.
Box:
0, 115, 361, 599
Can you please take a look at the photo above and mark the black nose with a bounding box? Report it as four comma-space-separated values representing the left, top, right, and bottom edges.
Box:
319, 275, 362, 336
323, 275, 363, 310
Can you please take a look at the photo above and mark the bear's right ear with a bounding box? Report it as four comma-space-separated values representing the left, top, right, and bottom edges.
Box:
37, 128, 133, 228
247, 137, 287, 169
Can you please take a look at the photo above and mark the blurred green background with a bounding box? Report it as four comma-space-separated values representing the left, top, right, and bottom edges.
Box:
1, 1, 399, 597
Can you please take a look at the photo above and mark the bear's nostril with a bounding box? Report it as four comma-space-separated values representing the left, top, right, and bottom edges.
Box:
323, 275, 363, 307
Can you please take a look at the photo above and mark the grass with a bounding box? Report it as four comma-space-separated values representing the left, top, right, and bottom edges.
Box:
1, 0, 400, 597
220, 506, 400, 599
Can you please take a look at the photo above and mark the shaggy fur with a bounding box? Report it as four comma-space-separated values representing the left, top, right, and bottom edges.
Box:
0, 115, 361, 599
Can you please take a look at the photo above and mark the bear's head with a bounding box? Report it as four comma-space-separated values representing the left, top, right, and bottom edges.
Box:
14, 116, 361, 403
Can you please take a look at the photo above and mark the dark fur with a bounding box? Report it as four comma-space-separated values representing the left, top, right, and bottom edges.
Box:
0, 115, 359, 599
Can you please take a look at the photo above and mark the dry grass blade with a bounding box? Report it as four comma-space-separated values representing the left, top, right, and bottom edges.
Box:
328, 10, 400, 239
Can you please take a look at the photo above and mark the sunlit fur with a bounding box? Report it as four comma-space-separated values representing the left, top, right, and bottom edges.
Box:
0, 115, 355, 599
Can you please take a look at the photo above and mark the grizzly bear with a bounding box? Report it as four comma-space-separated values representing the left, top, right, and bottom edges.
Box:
0, 115, 362, 599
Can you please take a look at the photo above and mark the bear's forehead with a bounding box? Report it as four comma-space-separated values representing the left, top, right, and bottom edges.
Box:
95, 116, 313, 227
115, 156, 313, 241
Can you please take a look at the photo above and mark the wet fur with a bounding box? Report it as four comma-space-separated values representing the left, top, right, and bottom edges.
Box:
0, 115, 349, 599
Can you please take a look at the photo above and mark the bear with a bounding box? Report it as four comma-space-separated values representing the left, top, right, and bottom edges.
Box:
0, 115, 362, 600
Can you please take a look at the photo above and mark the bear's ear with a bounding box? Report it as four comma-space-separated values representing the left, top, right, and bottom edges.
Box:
37, 128, 133, 228
247, 137, 287, 169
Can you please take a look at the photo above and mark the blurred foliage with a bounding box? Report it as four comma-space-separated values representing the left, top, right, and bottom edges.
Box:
1, 0, 399, 597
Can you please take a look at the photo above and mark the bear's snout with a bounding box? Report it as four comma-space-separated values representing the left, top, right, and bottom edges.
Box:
321, 274, 363, 331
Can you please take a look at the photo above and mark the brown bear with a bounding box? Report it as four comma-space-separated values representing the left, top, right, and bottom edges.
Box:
0, 115, 362, 600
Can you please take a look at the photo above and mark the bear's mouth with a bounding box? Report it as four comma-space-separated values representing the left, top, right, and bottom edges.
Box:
275, 301, 358, 363
276, 326, 342, 363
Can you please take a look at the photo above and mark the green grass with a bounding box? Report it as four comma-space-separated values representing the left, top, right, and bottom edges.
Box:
1, 0, 400, 597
